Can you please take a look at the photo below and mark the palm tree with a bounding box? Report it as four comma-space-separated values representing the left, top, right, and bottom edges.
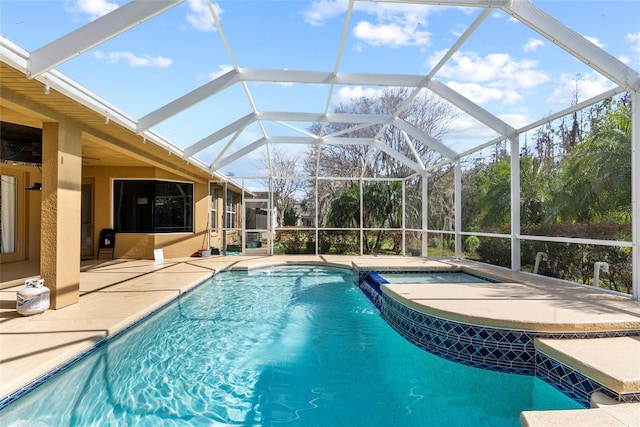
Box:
556, 100, 631, 223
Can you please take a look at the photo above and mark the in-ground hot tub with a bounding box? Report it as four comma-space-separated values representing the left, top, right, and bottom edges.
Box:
375, 270, 497, 284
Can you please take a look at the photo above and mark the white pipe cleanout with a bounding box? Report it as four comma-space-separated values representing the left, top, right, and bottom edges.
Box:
533, 252, 547, 274
593, 262, 610, 287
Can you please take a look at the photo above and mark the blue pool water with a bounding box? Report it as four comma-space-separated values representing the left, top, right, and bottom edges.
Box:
378, 270, 495, 284
1, 266, 581, 426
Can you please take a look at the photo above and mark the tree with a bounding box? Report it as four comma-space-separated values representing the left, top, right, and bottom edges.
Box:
326, 181, 404, 252
555, 98, 632, 223
260, 147, 306, 227
282, 206, 298, 226
304, 87, 456, 228
473, 158, 511, 228
306, 88, 455, 179
326, 185, 360, 228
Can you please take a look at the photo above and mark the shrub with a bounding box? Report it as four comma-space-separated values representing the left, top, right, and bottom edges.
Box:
275, 229, 314, 254
464, 235, 480, 253
477, 223, 632, 293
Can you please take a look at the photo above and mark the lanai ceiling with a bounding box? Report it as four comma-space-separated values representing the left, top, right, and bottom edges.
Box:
1, 0, 639, 179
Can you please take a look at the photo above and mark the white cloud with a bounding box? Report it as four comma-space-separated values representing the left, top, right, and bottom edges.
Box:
302, 0, 348, 26
208, 65, 234, 80
332, 86, 384, 106
616, 32, 640, 65
303, 1, 432, 47
524, 38, 544, 53
447, 82, 522, 106
446, 115, 498, 140
93, 51, 172, 68
352, 2, 433, 47
584, 36, 604, 48
65, 0, 118, 20
428, 50, 549, 92
628, 32, 640, 54
545, 72, 615, 106
186, 0, 223, 32
498, 113, 530, 129
352, 21, 430, 47
627, 32, 640, 64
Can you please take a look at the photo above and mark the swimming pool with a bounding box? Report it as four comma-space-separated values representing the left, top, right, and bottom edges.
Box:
0, 265, 581, 426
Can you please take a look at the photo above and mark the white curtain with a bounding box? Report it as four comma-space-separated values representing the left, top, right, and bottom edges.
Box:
1, 175, 17, 253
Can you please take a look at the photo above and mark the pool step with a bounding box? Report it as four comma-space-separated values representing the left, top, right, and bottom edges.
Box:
522, 337, 640, 426
535, 337, 640, 400
520, 397, 640, 427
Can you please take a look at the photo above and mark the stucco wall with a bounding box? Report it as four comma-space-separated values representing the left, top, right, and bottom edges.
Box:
84, 165, 213, 260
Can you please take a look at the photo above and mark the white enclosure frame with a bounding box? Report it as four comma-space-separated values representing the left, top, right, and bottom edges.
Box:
1, 0, 638, 299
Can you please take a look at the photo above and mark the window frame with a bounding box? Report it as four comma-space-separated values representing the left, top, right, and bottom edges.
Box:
209, 182, 218, 234
225, 193, 238, 230
112, 178, 194, 234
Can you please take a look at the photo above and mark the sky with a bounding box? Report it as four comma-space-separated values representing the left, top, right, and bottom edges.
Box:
1, 0, 639, 178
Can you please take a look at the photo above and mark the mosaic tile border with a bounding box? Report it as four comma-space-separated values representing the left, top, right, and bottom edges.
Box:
536, 352, 640, 407
382, 293, 537, 375
357, 270, 640, 408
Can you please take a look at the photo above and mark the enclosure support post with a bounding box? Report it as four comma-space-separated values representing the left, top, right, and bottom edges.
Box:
454, 162, 462, 258
510, 136, 521, 272
241, 179, 245, 255
314, 177, 319, 256
270, 178, 275, 256
422, 173, 428, 257
631, 91, 639, 300
402, 179, 406, 255
359, 178, 364, 256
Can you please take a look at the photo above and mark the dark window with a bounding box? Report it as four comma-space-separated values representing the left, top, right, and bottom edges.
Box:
1, 122, 42, 165
113, 180, 193, 233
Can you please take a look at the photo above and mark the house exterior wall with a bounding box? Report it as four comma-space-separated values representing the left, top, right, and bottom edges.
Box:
82, 167, 244, 260
0, 59, 245, 308
1, 162, 245, 266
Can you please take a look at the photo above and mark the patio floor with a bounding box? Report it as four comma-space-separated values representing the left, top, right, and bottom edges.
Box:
1, 255, 639, 426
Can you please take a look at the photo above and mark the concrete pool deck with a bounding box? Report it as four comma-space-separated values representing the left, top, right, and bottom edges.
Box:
1, 255, 639, 426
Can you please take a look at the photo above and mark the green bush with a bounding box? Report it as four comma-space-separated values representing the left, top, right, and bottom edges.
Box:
275, 229, 314, 254
476, 223, 632, 293
319, 230, 359, 254
464, 235, 480, 253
